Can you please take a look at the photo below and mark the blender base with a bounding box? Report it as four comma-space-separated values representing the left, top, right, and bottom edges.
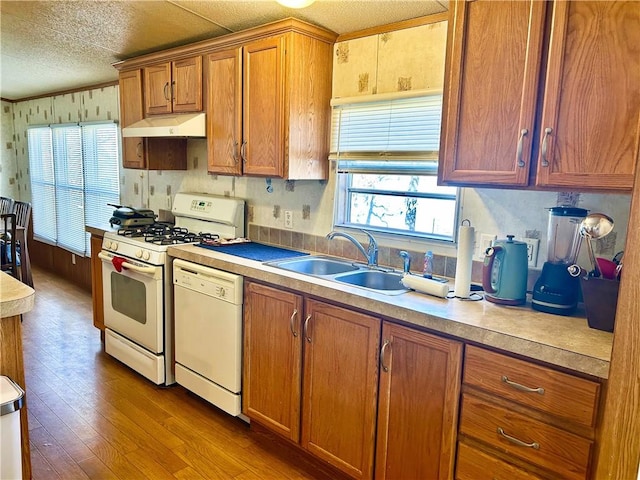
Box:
531, 262, 580, 316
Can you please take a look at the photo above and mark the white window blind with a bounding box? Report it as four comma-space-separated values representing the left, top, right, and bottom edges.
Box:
27, 127, 57, 244
52, 124, 84, 254
330, 93, 442, 174
82, 122, 121, 253
27, 122, 120, 256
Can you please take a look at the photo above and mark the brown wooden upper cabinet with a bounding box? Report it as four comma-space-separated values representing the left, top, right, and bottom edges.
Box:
144, 56, 203, 116
119, 69, 147, 169
118, 69, 187, 170
206, 32, 333, 179
439, 0, 640, 192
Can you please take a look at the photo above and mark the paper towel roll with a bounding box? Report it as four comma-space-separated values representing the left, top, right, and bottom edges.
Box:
401, 275, 450, 298
454, 224, 475, 298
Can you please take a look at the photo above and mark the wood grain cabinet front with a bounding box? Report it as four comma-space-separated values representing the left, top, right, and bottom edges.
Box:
118, 69, 188, 170
457, 345, 602, 479
375, 322, 462, 480
119, 69, 146, 169
143, 56, 202, 115
243, 281, 379, 479
90, 235, 104, 334
205, 31, 333, 180
439, 0, 640, 191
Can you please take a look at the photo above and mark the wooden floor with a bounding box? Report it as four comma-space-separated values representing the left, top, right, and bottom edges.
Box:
21, 267, 338, 480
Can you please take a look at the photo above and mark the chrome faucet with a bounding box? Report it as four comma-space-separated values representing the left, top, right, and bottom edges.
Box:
326, 229, 379, 267
399, 250, 411, 274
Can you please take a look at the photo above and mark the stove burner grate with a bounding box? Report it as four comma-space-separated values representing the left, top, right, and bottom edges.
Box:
116, 223, 222, 245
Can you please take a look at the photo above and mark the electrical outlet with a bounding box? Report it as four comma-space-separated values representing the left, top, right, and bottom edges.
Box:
284, 210, 293, 229
476, 234, 497, 260
523, 238, 540, 267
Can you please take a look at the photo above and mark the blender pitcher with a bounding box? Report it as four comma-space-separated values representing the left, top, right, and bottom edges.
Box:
532, 207, 588, 315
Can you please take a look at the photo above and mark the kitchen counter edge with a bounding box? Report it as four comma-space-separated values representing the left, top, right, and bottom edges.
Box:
167, 244, 612, 379
1, 271, 35, 318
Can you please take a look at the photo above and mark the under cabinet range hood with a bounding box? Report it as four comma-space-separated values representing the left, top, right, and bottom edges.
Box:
122, 113, 205, 138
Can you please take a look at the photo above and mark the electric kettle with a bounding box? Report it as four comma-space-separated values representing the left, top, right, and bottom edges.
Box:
482, 235, 528, 305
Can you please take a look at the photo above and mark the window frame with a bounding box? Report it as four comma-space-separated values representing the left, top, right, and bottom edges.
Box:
27, 121, 120, 256
330, 91, 459, 243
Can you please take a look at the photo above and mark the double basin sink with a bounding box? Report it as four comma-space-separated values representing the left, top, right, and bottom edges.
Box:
266, 255, 408, 295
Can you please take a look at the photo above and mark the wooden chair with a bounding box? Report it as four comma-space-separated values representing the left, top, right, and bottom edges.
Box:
11, 201, 33, 287
1, 213, 18, 279
0, 196, 14, 215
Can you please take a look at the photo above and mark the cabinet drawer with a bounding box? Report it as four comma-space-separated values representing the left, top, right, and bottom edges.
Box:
456, 442, 543, 480
463, 345, 600, 427
460, 394, 592, 480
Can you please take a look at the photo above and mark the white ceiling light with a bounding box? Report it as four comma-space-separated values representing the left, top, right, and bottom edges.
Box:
276, 0, 316, 8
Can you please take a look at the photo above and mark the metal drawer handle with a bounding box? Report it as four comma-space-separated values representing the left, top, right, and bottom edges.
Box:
540, 127, 553, 167
303, 314, 312, 343
289, 309, 298, 337
380, 340, 391, 372
497, 427, 540, 450
516, 128, 528, 167
501, 375, 545, 395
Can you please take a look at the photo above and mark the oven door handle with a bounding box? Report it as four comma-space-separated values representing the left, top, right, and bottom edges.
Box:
98, 252, 157, 275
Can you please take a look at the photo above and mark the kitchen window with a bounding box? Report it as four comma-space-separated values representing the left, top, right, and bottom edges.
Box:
331, 92, 458, 242
27, 122, 120, 256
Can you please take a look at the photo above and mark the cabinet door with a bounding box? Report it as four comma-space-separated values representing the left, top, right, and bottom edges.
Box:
119, 69, 146, 169
375, 322, 462, 480
536, 1, 640, 191
243, 36, 285, 177
439, 0, 546, 186
243, 282, 303, 442
302, 299, 380, 480
172, 56, 202, 113
90, 235, 104, 332
144, 62, 172, 115
206, 49, 242, 175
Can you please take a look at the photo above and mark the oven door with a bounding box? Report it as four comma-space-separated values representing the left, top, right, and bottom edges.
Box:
99, 251, 164, 353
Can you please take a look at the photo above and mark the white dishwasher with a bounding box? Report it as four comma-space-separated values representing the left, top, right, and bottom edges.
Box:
173, 259, 244, 417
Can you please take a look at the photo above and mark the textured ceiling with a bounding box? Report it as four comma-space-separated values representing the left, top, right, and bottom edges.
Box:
0, 0, 448, 101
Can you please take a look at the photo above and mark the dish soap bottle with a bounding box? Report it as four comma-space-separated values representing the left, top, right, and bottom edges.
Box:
423, 250, 433, 279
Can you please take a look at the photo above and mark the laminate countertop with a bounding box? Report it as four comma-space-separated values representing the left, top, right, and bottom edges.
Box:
0, 271, 35, 318
167, 243, 613, 380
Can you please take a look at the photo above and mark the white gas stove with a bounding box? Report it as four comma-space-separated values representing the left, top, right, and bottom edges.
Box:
98, 192, 245, 385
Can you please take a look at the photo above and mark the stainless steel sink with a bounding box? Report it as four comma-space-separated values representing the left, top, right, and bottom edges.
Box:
268, 256, 360, 276
334, 270, 408, 294
265, 255, 408, 295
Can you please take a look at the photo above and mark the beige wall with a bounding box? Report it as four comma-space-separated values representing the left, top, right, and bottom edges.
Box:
3, 22, 632, 265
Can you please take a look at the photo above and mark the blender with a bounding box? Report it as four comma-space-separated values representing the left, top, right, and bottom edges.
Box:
532, 206, 588, 315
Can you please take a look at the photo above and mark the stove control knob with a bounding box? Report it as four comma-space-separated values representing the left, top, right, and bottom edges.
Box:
135, 250, 142, 258
103, 240, 111, 250
111, 241, 119, 251
142, 251, 150, 261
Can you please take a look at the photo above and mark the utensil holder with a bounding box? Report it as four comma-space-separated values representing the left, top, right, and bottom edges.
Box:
579, 277, 620, 332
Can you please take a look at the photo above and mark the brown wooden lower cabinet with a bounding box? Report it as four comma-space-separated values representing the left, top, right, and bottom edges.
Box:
243, 281, 379, 479
243, 280, 465, 480
456, 442, 544, 480
457, 345, 601, 479
375, 322, 462, 480
90, 234, 104, 333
